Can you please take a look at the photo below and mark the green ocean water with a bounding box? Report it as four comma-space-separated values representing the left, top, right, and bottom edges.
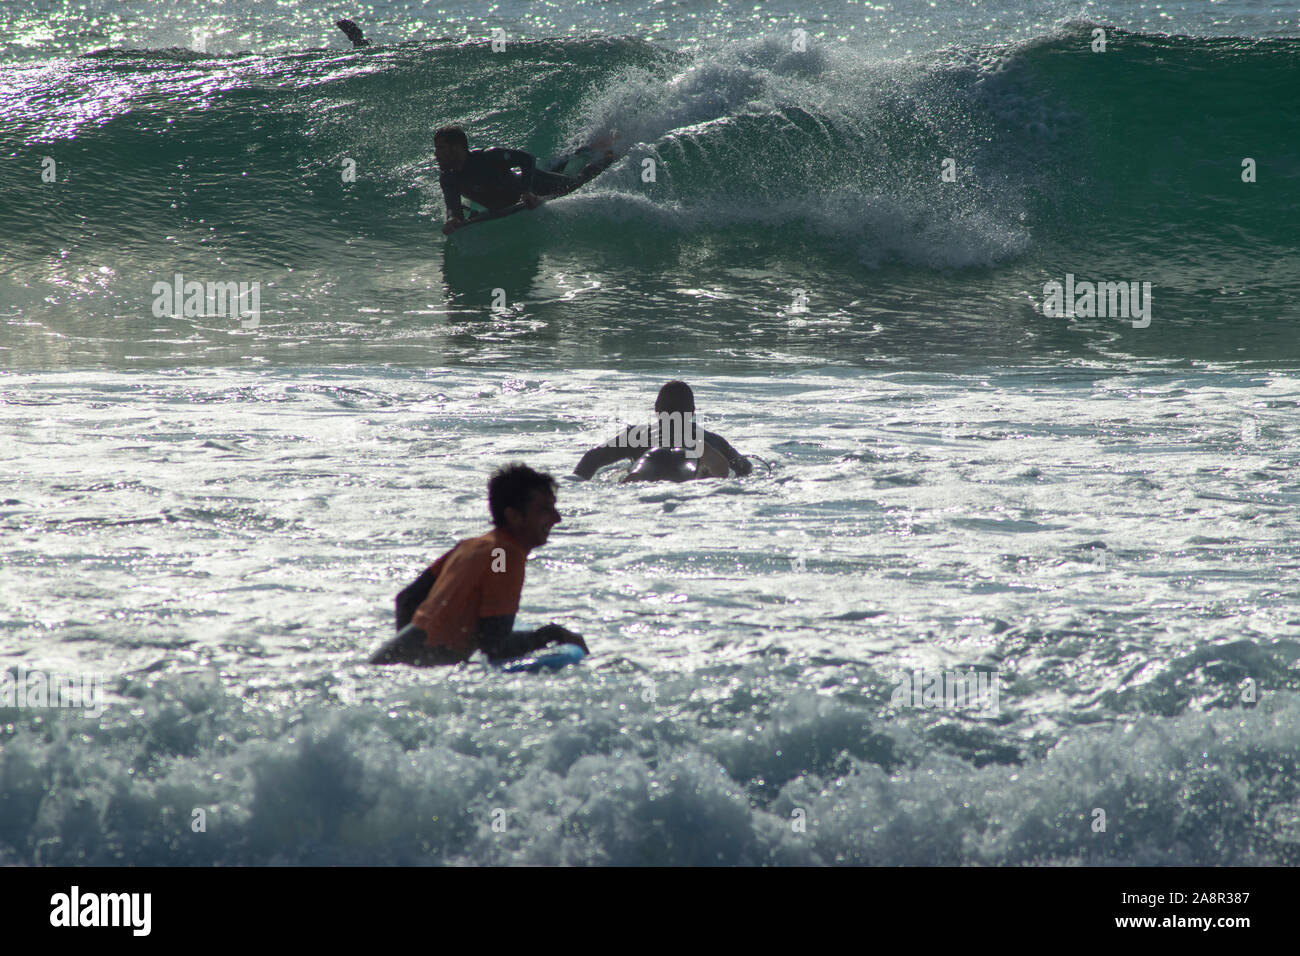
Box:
3, 27, 1297, 369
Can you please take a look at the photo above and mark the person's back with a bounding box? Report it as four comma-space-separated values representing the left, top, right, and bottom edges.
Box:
439, 147, 538, 215
619, 445, 728, 483
403, 527, 528, 661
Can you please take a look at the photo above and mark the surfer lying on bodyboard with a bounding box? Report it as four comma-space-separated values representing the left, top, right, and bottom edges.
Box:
371, 464, 587, 666
435, 125, 615, 234
573, 381, 754, 483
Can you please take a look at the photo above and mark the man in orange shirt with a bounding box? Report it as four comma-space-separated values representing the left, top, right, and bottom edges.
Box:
370, 463, 586, 666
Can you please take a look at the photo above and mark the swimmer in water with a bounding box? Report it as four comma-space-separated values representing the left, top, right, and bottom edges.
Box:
573, 381, 753, 483
371, 463, 586, 666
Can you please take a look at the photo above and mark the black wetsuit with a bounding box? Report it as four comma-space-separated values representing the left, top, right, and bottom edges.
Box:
439, 148, 576, 219
622, 447, 702, 483
574, 422, 753, 480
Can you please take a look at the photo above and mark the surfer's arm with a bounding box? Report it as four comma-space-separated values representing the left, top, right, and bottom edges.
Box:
478, 616, 587, 660
704, 430, 753, 476
573, 427, 640, 479
438, 172, 466, 224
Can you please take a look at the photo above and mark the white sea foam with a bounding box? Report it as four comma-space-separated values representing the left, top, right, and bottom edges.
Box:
3, 366, 1299, 863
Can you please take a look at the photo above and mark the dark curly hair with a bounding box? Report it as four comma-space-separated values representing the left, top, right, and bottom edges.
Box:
434, 125, 469, 150
488, 463, 558, 527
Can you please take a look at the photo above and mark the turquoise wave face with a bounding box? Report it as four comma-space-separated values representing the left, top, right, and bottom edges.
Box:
2, 27, 1298, 368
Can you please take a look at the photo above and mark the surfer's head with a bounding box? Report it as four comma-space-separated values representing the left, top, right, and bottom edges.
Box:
654, 380, 695, 415
489, 463, 560, 550
620, 447, 699, 484
434, 125, 469, 172
652, 380, 700, 450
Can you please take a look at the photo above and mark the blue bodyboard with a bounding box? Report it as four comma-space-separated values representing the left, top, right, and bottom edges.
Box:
496, 643, 587, 674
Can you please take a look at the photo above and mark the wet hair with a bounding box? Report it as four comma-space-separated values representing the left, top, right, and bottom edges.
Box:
434, 125, 468, 150
488, 463, 557, 527
654, 380, 695, 414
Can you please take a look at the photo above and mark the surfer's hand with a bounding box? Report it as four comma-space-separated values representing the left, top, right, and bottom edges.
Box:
442, 218, 465, 235
521, 191, 542, 210
536, 623, 586, 653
